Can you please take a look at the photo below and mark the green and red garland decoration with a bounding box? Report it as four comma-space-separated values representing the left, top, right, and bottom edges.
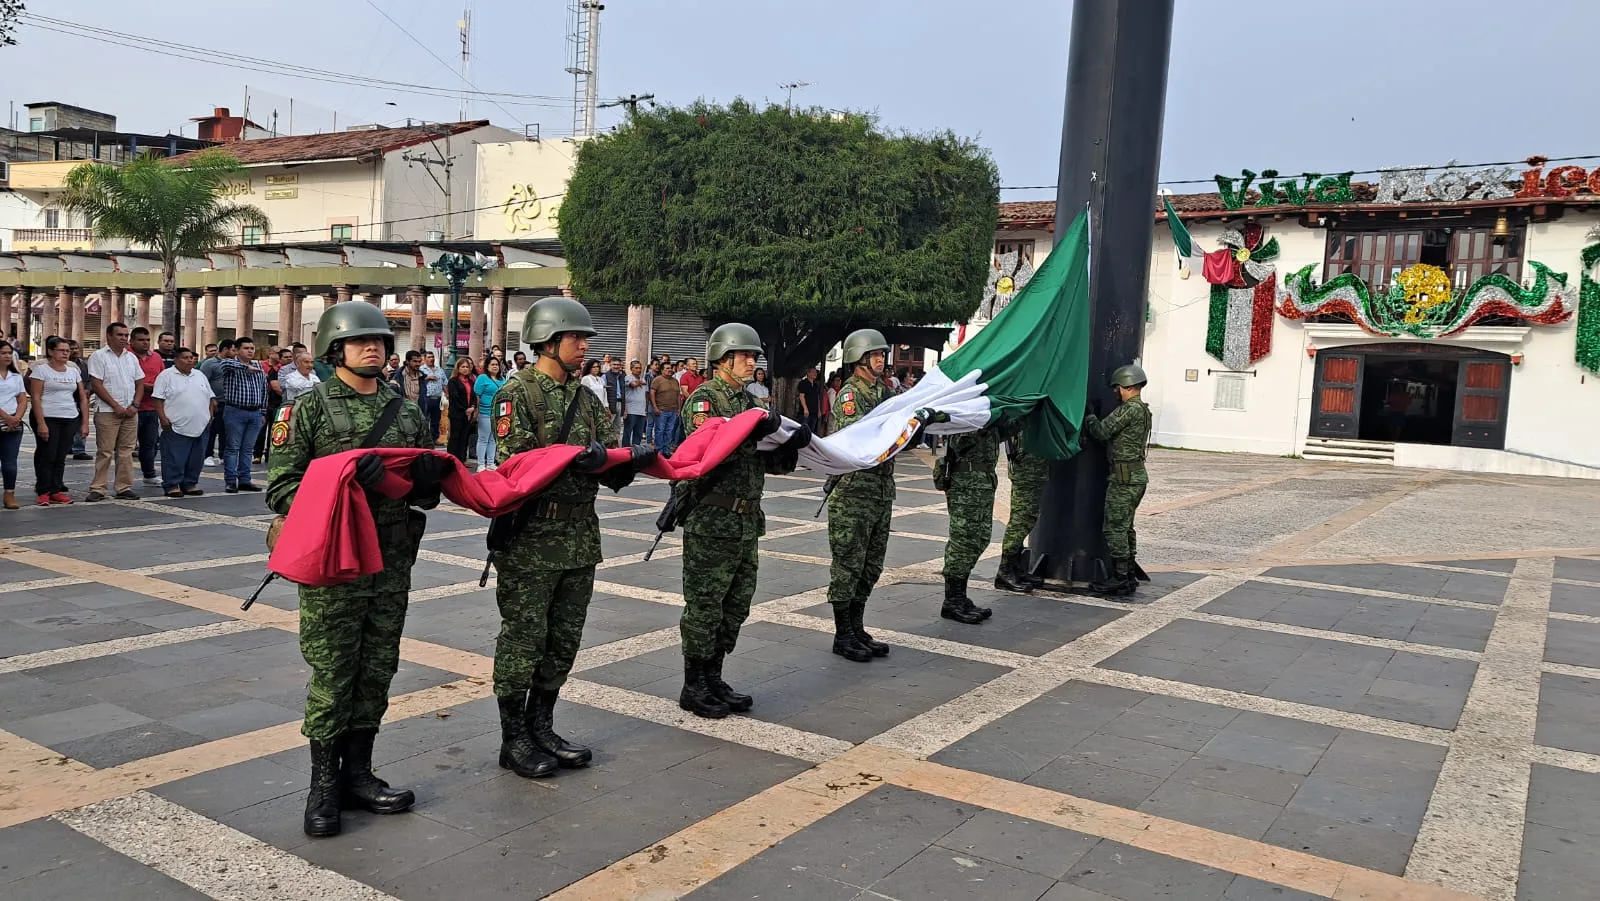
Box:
1578, 235, 1600, 373
1278, 260, 1576, 338
1202, 223, 1279, 369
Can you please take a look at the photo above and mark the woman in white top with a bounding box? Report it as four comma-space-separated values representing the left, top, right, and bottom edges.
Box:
0, 340, 30, 510
579, 359, 608, 407
279, 350, 321, 403
27, 336, 90, 506
745, 367, 772, 407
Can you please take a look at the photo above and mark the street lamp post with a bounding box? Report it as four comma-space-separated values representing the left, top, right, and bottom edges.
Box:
427, 251, 497, 366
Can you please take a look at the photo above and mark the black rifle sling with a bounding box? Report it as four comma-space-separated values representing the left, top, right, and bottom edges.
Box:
361, 397, 404, 449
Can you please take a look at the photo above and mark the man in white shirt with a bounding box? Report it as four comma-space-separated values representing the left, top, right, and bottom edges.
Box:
152, 347, 217, 497
85, 321, 145, 501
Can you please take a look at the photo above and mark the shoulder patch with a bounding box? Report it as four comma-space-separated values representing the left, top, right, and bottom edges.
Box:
496, 398, 513, 419
691, 399, 713, 414
691, 411, 710, 429
273, 404, 293, 424
839, 389, 856, 417
269, 409, 292, 447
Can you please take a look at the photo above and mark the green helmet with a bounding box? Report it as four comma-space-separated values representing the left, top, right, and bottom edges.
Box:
521, 296, 597, 347
314, 301, 393, 359
707, 322, 763, 365
1110, 363, 1148, 388
841, 328, 890, 367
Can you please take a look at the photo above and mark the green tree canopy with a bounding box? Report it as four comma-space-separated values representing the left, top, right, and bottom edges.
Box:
59, 150, 268, 345
559, 100, 999, 377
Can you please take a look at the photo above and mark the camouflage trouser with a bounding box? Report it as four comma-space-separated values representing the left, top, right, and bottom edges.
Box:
679, 531, 759, 658
827, 472, 895, 611
299, 514, 423, 741
941, 471, 997, 581
1104, 469, 1149, 570
493, 565, 596, 696
1001, 452, 1049, 556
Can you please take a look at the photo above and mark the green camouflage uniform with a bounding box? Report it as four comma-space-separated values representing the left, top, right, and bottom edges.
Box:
938, 427, 1001, 581
827, 374, 895, 612
678, 375, 797, 658
491, 367, 624, 699
1000, 440, 1049, 557
1082, 398, 1151, 569
266, 378, 433, 742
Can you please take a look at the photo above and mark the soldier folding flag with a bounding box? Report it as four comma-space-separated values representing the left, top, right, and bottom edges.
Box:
762, 209, 1093, 472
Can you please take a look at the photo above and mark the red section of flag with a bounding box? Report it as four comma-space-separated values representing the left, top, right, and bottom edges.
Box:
268, 409, 768, 586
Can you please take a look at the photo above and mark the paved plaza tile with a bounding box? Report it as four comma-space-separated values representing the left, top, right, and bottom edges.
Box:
0, 451, 1598, 900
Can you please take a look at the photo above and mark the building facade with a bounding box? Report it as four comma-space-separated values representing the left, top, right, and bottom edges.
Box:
996, 157, 1600, 478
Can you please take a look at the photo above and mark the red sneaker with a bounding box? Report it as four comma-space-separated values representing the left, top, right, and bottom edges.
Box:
36, 494, 50, 506
49, 492, 73, 505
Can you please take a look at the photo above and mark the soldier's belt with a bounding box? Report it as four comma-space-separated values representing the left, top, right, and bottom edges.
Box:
702, 493, 760, 514
948, 462, 992, 475
1110, 462, 1147, 481
528, 499, 597, 521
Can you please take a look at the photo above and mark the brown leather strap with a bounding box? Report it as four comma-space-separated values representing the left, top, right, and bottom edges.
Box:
702, 492, 760, 514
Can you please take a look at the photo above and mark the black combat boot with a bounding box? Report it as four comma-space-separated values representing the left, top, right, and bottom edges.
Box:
941, 577, 988, 624
705, 652, 753, 712
528, 688, 593, 767
1017, 548, 1046, 590
497, 694, 558, 778
340, 728, 415, 814
993, 551, 1034, 593
850, 602, 890, 657
303, 738, 342, 837
831, 605, 873, 662
1091, 560, 1137, 598
679, 655, 731, 719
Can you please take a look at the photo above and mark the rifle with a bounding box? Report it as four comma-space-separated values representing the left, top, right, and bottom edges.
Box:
644, 461, 732, 560
240, 570, 277, 612
1004, 437, 1019, 464
480, 506, 533, 586
814, 475, 840, 518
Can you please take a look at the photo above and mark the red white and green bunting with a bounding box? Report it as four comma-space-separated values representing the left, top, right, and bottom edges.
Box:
1164, 200, 1278, 370
1578, 234, 1600, 373
1278, 261, 1576, 338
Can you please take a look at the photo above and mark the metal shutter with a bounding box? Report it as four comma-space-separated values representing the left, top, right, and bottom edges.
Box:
650, 309, 711, 363
584, 302, 631, 361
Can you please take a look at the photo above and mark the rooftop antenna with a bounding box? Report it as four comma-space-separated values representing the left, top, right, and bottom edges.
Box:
565, 0, 605, 138
779, 81, 812, 111
458, 5, 472, 122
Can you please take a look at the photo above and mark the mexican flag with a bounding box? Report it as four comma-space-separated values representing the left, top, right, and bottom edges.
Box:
1165, 196, 1278, 370
764, 210, 1093, 473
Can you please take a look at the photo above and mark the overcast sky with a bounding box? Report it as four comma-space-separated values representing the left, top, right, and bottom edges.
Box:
5, 0, 1594, 199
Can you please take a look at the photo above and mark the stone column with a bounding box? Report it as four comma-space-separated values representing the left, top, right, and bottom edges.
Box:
181, 293, 199, 346
467, 292, 486, 363
0, 292, 10, 343
407, 286, 427, 353
42, 290, 59, 341
364, 290, 383, 307
490, 287, 509, 355
107, 287, 124, 325
202, 289, 219, 349
134, 293, 150, 331
15, 293, 31, 352
335, 284, 352, 306
290, 292, 305, 345
56, 289, 72, 346
626, 304, 653, 368
277, 287, 295, 348
70, 291, 87, 346
235, 287, 254, 342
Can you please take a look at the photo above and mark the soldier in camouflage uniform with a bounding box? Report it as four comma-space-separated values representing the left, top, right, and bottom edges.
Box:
676, 323, 807, 719
490, 297, 652, 778
1081, 363, 1152, 597
826, 328, 897, 662
268, 302, 452, 838
935, 426, 1001, 623
995, 430, 1048, 592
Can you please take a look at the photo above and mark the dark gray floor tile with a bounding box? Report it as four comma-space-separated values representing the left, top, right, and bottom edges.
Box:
1139, 780, 1283, 840
936, 809, 1101, 880
1026, 757, 1164, 809
1554, 557, 1600, 583
1527, 764, 1600, 838
1518, 822, 1598, 901
6, 700, 152, 745
1261, 809, 1411, 875
294, 808, 486, 883
1545, 618, 1600, 668
1100, 708, 1227, 753
1550, 582, 1600, 618
1221, 876, 1333, 900
163, 698, 300, 740
872, 844, 1058, 901
687, 854, 864, 900
53, 720, 209, 767
0, 820, 109, 885
1198, 731, 1326, 777
1286, 774, 1429, 835
1170, 755, 1304, 807
1070, 731, 1193, 780
1065, 840, 1235, 901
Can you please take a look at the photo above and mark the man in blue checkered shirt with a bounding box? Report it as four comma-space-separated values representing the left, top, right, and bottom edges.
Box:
216, 336, 269, 492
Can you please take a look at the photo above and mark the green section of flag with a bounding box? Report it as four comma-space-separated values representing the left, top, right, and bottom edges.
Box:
941, 210, 1091, 460
1164, 196, 1192, 259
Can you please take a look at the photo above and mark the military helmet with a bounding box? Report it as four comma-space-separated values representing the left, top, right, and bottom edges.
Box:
841, 328, 890, 367
1109, 363, 1148, 388
521, 296, 597, 347
314, 301, 393, 359
707, 322, 763, 365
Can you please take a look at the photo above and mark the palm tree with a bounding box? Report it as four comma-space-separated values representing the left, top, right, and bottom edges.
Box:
58, 150, 269, 345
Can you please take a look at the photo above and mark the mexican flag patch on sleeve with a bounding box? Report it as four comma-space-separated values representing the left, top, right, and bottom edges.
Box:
689, 398, 714, 429
839, 390, 856, 418
269, 403, 294, 447
494, 398, 514, 438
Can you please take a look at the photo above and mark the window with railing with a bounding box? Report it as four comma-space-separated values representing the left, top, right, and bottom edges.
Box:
1320, 225, 1527, 325
43, 208, 60, 229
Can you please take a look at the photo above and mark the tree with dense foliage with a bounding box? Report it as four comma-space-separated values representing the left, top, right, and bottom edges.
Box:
0, 1, 23, 47
559, 100, 999, 394
59, 151, 269, 344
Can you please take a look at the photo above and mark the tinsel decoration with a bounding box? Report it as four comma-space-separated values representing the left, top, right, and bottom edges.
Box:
1278, 261, 1577, 338
981, 250, 1034, 320
1395, 264, 1455, 325
1577, 239, 1600, 373
1202, 223, 1278, 368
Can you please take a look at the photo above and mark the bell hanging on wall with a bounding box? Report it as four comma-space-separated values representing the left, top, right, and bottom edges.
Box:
1492, 215, 1512, 245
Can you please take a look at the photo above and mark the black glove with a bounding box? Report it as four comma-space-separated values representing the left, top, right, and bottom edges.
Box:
778, 424, 813, 452
915, 407, 952, 424
630, 446, 659, 470
410, 452, 454, 488
354, 452, 386, 488
751, 407, 782, 439
1089, 399, 1104, 417
571, 441, 607, 473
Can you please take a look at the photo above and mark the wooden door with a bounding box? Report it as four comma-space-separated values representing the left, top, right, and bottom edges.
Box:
1310, 353, 1363, 438
1453, 358, 1511, 449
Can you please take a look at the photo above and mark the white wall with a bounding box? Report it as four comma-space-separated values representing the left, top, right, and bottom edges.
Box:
473, 139, 583, 242
382, 124, 523, 242
240, 160, 383, 243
